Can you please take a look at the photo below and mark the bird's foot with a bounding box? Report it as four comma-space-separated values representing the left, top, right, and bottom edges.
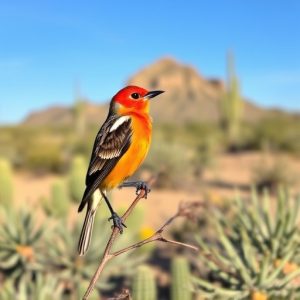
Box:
108, 212, 127, 233
135, 181, 151, 198
118, 180, 151, 198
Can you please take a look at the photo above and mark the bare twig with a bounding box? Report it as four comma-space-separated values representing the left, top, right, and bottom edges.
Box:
82, 186, 237, 299
82, 181, 199, 300
107, 288, 132, 300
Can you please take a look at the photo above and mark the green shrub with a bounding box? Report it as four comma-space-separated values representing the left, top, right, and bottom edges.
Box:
253, 116, 300, 154
145, 141, 192, 188
252, 158, 294, 192
24, 143, 65, 173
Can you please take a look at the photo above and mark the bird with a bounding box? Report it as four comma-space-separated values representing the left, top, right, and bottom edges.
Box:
77, 85, 164, 256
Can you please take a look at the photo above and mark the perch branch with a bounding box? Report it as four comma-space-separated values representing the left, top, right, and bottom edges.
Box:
83, 188, 236, 299
82, 182, 200, 300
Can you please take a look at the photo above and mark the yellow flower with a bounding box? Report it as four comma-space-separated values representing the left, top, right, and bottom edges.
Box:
274, 259, 299, 274
251, 291, 268, 300
139, 227, 155, 240
206, 191, 223, 206
16, 245, 34, 262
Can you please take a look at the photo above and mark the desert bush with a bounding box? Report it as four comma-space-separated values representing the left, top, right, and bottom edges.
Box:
194, 188, 300, 299
252, 158, 294, 192
252, 116, 300, 154
23, 142, 66, 173
145, 141, 193, 188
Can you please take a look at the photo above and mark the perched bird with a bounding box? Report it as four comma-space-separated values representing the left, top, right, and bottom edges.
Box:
77, 85, 164, 255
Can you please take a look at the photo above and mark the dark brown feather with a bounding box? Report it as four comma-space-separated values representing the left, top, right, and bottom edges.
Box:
78, 113, 132, 212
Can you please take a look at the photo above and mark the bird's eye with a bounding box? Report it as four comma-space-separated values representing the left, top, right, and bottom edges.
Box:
131, 93, 140, 99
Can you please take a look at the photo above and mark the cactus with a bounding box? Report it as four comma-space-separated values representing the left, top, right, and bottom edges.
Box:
0, 274, 63, 300
68, 155, 86, 203
220, 52, 243, 148
0, 208, 45, 286
0, 158, 13, 208
42, 179, 69, 218
239, 187, 300, 262
132, 265, 157, 300
171, 256, 192, 300
193, 188, 300, 299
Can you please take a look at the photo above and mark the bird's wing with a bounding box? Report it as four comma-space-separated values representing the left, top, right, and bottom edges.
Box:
78, 114, 132, 212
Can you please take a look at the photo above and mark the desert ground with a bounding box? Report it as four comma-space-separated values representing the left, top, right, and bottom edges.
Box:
13, 151, 300, 228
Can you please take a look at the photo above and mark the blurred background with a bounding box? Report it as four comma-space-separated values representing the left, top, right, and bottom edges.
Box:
0, 1, 300, 299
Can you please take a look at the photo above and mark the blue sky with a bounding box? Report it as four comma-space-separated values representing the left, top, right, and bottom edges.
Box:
0, 0, 299, 123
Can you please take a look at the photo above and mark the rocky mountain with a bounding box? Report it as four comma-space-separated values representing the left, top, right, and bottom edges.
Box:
128, 57, 266, 123
24, 102, 108, 127
23, 57, 281, 126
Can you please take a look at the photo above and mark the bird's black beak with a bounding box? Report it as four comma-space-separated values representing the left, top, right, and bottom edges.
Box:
144, 90, 164, 100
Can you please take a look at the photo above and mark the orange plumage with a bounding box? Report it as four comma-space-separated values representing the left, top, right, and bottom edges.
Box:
101, 114, 152, 189
77, 85, 164, 255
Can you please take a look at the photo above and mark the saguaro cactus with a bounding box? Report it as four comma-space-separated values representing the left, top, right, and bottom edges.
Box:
171, 256, 192, 300
132, 265, 157, 300
43, 179, 69, 218
220, 51, 243, 148
68, 155, 86, 203
0, 158, 13, 208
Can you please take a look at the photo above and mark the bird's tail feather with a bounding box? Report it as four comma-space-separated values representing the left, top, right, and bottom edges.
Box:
78, 190, 102, 256
78, 207, 96, 256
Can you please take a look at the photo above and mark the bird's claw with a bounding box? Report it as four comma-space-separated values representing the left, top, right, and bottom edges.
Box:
108, 212, 127, 233
135, 181, 151, 199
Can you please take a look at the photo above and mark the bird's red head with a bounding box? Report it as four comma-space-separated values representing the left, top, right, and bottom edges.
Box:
112, 86, 164, 115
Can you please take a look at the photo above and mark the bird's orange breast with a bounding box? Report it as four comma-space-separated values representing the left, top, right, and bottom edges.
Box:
100, 112, 152, 189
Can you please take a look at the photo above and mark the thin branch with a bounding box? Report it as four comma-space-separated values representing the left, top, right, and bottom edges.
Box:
83, 190, 147, 299
82, 188, 235, 299
82, 181, 199, 300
